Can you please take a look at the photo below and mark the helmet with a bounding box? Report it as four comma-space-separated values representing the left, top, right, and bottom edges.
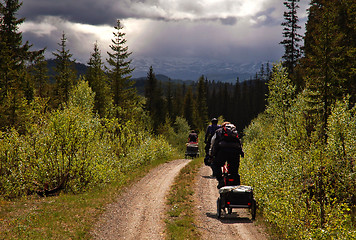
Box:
211, 118, 218, 124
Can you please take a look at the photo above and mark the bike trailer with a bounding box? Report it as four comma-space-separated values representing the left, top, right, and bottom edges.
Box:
217, 185, 256, 219
185, 142, 199, 158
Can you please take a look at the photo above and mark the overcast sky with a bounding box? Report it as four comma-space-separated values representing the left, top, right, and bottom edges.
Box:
18, 0, 310, 76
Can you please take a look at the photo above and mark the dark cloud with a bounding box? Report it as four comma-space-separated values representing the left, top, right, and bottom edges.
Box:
16, 0, 311, 78
19, 0, 128, 25
220, 17, 238, 25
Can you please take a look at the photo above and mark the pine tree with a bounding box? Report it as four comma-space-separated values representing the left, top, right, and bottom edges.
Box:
145, 66, 157, 114
280, 0, 302, 77
195, 75, 209, 130
172, 83, 184, 119
144, 66, 166, 132
166, 78, 173, 119
107, 19, 137, 117
303, 0, 349, 141
52, 32, 77, 107
86, 42, 111, 117
29, 53, 49, 98
232, 77, 242, 130
0, 0, 43, 130
182, 87, 196, 129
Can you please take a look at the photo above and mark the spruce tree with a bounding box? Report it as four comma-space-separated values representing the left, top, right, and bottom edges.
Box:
166, 78, 173, 119
29, 53, 49, 98
303, 0, 348, 141
280, 0, 302, 77
107, 19, 137, 117
195, 75, 209, 130
86, 42, 111, 117
144, 66, 166, 132
145, 66, 157, 114
52, 32, 77, 107
182, 87, 196, 129
232, 77, 241, 131
0, 0, 43, 130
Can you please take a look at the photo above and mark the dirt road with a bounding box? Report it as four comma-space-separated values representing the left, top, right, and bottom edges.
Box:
91, 159, 191, 240
194, 165, 268, 240
91, 159, 268, 239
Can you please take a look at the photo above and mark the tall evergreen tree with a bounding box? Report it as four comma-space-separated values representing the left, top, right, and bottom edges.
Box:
29, 53, 49, 98
107, 19, 137, 117
86, 42, 111, 117
280, 0, 302, 77
145, 66, 157, 114
232, 77, 242, 130
172, 83, 184, 119
166, 78, 173, 119
302, 0, 351, 141
182, 87, 196, 129
52, 32, 77, 107
144, 66, 166, 132
195, 75, 209, 130
0, 0, 43, 130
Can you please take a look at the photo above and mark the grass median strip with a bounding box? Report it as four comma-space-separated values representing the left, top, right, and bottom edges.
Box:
165, 157, 203, 240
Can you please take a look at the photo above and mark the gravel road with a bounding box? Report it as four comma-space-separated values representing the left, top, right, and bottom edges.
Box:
91, 159, 190, 240
91, 159, 269, 240
194, 165, 269, 240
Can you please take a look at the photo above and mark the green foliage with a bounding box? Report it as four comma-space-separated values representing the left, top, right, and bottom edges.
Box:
0, 79, 174, 198
160, 116, 190, 154
267, 62, 296, 137
241, 64, 356, 239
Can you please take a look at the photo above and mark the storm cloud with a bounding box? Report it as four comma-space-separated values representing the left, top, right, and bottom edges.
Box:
17, 0, 310, 78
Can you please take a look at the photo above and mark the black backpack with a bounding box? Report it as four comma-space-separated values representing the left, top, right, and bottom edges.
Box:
221, 124, 239, 142
217, 124, 242, 150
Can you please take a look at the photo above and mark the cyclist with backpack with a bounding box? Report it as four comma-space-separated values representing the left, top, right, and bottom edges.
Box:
209, 122, 244, 189
204, 118, 221, 166
188, 130, 198, 143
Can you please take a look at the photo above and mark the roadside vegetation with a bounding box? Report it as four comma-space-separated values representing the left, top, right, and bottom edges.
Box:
0, 80, 183, 239
241, 64, 356, 239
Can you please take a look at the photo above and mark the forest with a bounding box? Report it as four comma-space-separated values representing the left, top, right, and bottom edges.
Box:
0, 0, 355, 239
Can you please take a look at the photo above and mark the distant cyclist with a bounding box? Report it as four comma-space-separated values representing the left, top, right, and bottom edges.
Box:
188, 130, 198, 143
204, 118, 221, 166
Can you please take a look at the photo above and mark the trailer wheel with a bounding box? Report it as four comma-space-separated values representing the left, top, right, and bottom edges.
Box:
251, 199, 256, 220
228, 208, 232, 214
217, 197, 222, 219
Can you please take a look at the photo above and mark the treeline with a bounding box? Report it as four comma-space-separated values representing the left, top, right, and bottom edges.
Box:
241, 0, 355, 239
143, 65, 270, 134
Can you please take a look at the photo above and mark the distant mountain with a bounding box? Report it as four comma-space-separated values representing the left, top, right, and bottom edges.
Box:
45, 56, 267, 84
131, 56, 265, 82
132, 74, 195, 95
46, 59, 88, 83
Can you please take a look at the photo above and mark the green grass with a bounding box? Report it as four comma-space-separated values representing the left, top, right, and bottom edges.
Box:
0, 154, 178, 240
165, 157, 203, 240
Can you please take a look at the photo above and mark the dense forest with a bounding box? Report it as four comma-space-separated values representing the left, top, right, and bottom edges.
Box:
0, 0, 355, 238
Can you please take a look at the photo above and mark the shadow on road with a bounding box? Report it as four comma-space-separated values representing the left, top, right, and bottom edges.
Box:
206, 212, 253, 224
202, 175, 215, 179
